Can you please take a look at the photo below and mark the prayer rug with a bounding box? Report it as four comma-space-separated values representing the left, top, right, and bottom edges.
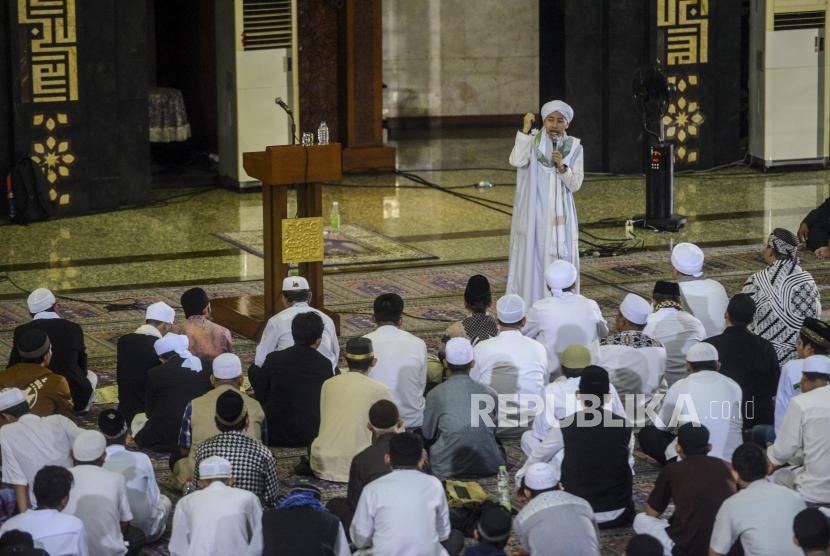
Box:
213, 223, 438, 267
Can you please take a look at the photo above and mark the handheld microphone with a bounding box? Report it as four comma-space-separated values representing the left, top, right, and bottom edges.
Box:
274, 97, 293, 114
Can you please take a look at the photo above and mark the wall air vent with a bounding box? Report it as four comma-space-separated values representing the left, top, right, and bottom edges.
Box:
242, 0, 292, 50
773, 11, 825, 30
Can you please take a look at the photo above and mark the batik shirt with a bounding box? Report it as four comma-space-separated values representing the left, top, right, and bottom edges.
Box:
191, 430, 279, 507
743, 259, 820, 364
600, 330, 663, 348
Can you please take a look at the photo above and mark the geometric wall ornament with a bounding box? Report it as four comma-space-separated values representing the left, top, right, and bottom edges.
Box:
662, 74, 705, 164
656, 0, 709, 166
30, 112, 75, 204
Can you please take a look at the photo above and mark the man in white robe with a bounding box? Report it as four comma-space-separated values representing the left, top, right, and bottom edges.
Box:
523, 260, 608, 376
671, 242, 729, 337
169, 456, 262, 556
508, 100, 585, 305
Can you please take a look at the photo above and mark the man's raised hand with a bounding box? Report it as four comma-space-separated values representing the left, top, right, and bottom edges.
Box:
522, 112, 535, 134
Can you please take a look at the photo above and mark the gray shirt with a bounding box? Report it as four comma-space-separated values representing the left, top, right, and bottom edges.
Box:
710, 479, 806, 556
422, 375, 503, 479
514, 490, 600, 556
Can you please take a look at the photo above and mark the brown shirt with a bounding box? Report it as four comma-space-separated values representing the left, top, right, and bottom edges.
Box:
0, 362, 73, 416
648, 454, 737, 556
180, 316, 233, 360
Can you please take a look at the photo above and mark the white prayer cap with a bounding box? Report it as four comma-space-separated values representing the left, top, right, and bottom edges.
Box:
154, 332, 187, 356
145, 301, 175, 324
213, 353, 242, 379
27, 288, 56, 314
803, 354, 830, 377
496, 294, 525, 324
545, 260, 577, 292
282, 276, 310, 291
72, 430, 107, 462
199, 456, 233, 479
671, 243, 705, 277
620, 293, 652, 325
445, 337, 474, 366
524, 462, 560, 490
0, 388, 27, 412
686, 342, 719, 363
540, 100, 574, 123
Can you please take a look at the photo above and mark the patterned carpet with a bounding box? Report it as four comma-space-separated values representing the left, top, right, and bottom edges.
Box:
213, 223, 438, 267
1, 245, 829, 555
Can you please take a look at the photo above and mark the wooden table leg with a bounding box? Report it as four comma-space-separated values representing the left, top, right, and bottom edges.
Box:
263, 184, 289, 317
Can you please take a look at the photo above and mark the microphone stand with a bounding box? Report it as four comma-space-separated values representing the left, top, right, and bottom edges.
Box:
275, 101, 297, 145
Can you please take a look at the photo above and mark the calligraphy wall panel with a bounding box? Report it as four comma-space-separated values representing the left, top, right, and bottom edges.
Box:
540, 0, 742, 172
8, 0, 150, 216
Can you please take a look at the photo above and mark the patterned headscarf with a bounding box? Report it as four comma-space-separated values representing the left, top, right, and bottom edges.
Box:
767, 228, 800, 281
768, 228, 799, 259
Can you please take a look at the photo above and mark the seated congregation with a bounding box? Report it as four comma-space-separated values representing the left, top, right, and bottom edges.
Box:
1, 230, 830, 555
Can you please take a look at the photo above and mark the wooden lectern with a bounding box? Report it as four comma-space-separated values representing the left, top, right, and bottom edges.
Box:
212, 144, 342, 340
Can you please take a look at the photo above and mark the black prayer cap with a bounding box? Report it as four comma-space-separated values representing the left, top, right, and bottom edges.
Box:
180, 287, 210, 318
17, 329, 50, 360
677, 422, 710, 455
578, 365, 610, 396
477, 506, 512, 543
801, 317, 830, 349
464, 275, 491, 304
345, 337, 373, 360
98, 409, 128, 439
369, 399, 399, 429
625, 534, 665, 556
726, 293, 756, 325
215, 389, 247, 426
653, 280, 680, 297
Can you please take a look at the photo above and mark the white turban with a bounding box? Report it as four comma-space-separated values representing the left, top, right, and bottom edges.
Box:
27, 288, 56, 314
671, 243, 704, 277
620, 293, 651, 325
541, 100, 574, 123
154, 333, 202, 372
545, 260, 578, 297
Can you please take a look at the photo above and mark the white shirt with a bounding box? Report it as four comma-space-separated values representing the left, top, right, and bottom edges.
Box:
523, 293, 608, 375
169, 481, 262, 556
710, 480, 805, 556
472, 330, 548, 424
365, 326, 428, 429
103, 445, 166, 539
774, 359, 803, 434
597, 343, 667, 425
530, 377, 625, 443
768, 384, 830, 504
679, 278, 729, 337
33, 311, 61, 320
351, 469, 450, 556
656, 370, 743, 462
0, 508, 88, 556
643, 307, 706, 387
0, 413, 81, 504
65, 465, 133, 556
254, 302, 339, 369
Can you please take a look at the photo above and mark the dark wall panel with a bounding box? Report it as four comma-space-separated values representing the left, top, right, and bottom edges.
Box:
8, 0, 150, 216
541, 0, 742, 172
298, 0, 341, 141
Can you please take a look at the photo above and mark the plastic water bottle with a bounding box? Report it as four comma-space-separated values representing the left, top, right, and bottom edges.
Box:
330, 201, 341, 233
497, 465, 511, 510
317, 121, 329, 145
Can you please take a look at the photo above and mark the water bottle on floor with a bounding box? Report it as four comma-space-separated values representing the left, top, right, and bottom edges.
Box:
317, 121, 329, 145
330, 201, 341, 233
497, 464, 511, 510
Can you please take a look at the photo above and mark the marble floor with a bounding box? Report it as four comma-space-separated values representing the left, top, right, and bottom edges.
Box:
1, 126, 829, 297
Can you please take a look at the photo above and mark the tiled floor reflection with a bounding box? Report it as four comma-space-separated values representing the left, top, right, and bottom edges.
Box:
1, 127, 828, 296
